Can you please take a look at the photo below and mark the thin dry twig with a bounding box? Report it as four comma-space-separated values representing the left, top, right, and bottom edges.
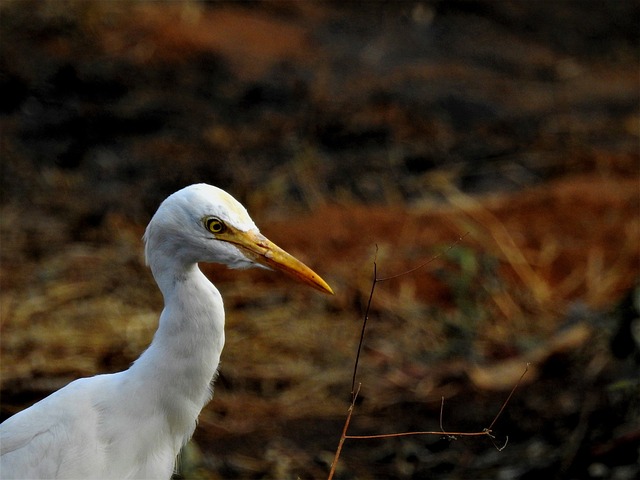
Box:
330, 234, 529, 479
486, 362, 530, 432
328, 383, 360, 480
342, 363, 529, 443
350, 235, 468, 395
350, 256, 378, 398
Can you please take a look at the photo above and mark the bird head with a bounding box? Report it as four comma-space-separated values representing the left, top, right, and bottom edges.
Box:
144, 184, 333, 294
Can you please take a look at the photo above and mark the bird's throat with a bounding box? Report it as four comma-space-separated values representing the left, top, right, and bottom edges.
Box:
128, 264, 225, 447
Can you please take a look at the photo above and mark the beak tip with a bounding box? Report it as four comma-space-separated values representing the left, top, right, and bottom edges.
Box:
312, 275, 334, 295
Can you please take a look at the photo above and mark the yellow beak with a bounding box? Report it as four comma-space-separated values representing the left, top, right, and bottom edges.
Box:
227, 229, 334, 295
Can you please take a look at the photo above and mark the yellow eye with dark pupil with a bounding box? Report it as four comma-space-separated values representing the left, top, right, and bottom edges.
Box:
205, 217, 226, 234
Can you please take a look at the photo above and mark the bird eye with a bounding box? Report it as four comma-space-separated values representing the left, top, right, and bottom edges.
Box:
204, 217, 226, 234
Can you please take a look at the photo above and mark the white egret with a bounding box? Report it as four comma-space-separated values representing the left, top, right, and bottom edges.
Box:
0, 184, 333, 479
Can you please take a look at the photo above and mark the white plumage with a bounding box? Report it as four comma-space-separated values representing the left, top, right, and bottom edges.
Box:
0, 184, 332, 479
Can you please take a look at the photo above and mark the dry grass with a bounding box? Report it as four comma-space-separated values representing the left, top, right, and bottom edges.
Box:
1, 1, 638, 477
2, 167, 637, 478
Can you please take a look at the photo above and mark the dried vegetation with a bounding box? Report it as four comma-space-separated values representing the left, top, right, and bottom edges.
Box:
1, 1, 638, 478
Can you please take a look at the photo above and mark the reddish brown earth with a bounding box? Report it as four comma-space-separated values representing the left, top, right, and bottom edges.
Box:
1, 2, 638, 479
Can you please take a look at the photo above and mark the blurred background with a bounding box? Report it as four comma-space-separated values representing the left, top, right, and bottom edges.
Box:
0, 1, 638, 479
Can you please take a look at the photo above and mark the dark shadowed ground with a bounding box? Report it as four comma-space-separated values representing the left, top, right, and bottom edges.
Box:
1, 1, 639, 479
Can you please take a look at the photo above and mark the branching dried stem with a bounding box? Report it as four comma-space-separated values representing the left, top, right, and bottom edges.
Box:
329, 234, 528, 479
350, 235, 469, 396
350, 258, 377, 398
328, 383, 360, 480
